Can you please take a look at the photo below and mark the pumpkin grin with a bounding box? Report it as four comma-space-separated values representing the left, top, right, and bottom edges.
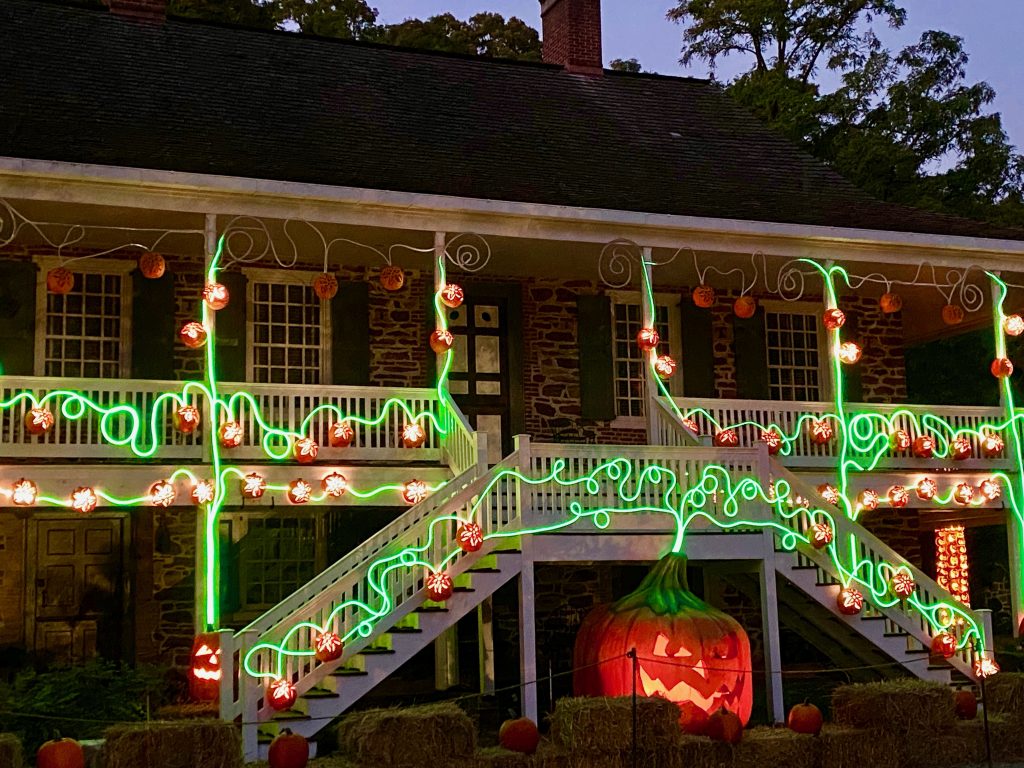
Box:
639, 665, 738, 710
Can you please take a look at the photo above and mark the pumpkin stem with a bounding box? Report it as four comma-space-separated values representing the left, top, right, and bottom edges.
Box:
611, 553, 712, 615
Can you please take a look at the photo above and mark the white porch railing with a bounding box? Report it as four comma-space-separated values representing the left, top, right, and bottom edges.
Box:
439, 397, 487, 476
649, 395, 700, 448
674, 397, 1009, 468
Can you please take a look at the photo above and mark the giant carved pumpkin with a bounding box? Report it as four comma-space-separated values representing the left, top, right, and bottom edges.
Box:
573, 554, 753, 734
189, 632, 223, 701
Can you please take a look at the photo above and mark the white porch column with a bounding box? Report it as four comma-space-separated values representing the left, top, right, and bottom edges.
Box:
519, 535, 538, 722
478, 596, 496, 694
640, 247, 657, 440
196, 212, 217, 633
759, 531, 785, 723
821, 260, 840, 403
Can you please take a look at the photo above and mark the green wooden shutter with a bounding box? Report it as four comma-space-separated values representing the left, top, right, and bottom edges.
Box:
680, 297, 715, 397
0, 260, 37, 376
332, 282, 370, 385
842, 311, 864, 403
216, 272, 248, 383
733, 308, 770, 399
577, 295, 615, 421
131, 269, 176, 380
219, 520, 240, 616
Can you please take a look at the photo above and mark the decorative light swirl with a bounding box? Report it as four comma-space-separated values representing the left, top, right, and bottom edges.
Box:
444, 233, 492, 273
598, 238, 643, 288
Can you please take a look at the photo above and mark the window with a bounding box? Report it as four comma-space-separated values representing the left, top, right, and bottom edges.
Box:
612, 297, 675, 418
248, 273, 328, 384
765, 309, 824, 401
238, 516, 316, 608
36, 258, 131, 378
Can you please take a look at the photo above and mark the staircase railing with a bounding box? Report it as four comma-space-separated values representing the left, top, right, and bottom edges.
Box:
771, 462, 991, 680
649, 396, 701, 447
441, 397, 487, 476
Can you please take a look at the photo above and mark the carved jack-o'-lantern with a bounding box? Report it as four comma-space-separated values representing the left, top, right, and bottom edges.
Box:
942, 304, 965, 326
458, 522, 484, 553
879, 292, 903, 314
837, 586, 864, 615
328, 420, 354, 448
202, 282, 230, 311
174, 405, 201, 434
179, 322, 208, 349
760, 429, 782, 455
322, 472, 348, 498
380, 265, 405, 292
139, 252, 166, 279
917, 477, 938, 501
809, 419, 834, 445
890, 429, 911, 452
402, 422, 426, 448
822, 308, 846, 331
654, 355, 678, 379
189, 633, 223, 701
288, 479, 313, 504
402, 479, 430, 505
930, 632, 957, 659
818, 484, 839, 505
636, 327, 660, 352
991, 357, 1014, 378
690, 285, 715, 309
857, 489, 879, 511
242, 472, 266, 499
838, 342, 862, 364
954, 482, 974, 506
573, 554, 753, 734
809, 522, 833, 549
313, 272, 339, 300
268, 679, 298, 712
219, 421, 243, 449
24, 406, 55, 435
733, 296, 757, 319
951, 436, 973, 461
46, 267, 75, 295
714, 429, 738, 447
1004, 314, 1024, 337
430, 329, 454, 354
314, 631, 344, 664
912, 435, 935, 459
440, 283, 464, 309
890, 572, 916, 599
426, 571, 454, 601
887, 485, 909, 508
982, 433, 1005, 458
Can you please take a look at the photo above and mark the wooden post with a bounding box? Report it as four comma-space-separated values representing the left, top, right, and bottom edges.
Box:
640, 248, 657, 442
519, 534, 538, 722
478, 596, 496, 694
235, 628, 260, 762
759, 530, 785, 723
196, 213, 217, 634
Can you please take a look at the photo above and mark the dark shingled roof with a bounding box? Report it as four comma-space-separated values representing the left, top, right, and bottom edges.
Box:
2, 0, 1022, 241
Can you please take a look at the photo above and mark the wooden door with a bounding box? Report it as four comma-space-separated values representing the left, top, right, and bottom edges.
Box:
30, 515, 126, 663
447, 295, 511, 462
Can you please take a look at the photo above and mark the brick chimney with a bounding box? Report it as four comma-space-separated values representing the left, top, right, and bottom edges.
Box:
539, 0, 603, 75
107, 0, 166, 22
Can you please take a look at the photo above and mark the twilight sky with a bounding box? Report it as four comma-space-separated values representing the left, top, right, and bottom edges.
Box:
375, 1, 1023, 151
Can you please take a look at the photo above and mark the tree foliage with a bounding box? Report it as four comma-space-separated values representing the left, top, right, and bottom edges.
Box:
610, 58, 644, 73
670, 1, 1024, 226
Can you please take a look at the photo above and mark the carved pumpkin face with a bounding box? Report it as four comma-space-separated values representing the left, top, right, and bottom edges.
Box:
822, 308, 846, 331
879, 292, 902, 314
179, 322, 208, 349
189, 633, 223, 701
759, 429, 782, 455
329, 420, 354, 448
930, 632, 957, 659
654, 355, 678, 379
733, 296, 757, 319
458, 522, 484, 552
440, 283, 464, 309
313, 272, 339, 300
46, 267, 75, 295
713, 429, 739, 448
430, 329, 454, 353
139, 252, 166, 279
942, 304, 964, 326
293, 437, 319, 464
991, 357, 1014, 378
912, 435, 935, 458
692, 285, 716, 309
951, 436, 972, 460
380, 266, 405, 292
573, 554, 753, 733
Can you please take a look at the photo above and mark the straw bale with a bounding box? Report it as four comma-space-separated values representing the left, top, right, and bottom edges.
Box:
983, 673, 1024, 720
549, 696, 680, 754
155, 703, 219, 720
675, 734, 733, 768
336, 701, 475, 768
733, 726, 819, 768
831, 679, 954, 734
819, 726, 898, 768
0, 734, 22, 768
991, 714, 1024, 762
474, 746, 536, 768
102, 719, 241, 768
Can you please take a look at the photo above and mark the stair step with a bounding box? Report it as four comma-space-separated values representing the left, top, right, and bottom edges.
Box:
860, 616, 886, 621
469, 567, 502, 574
883, 631, 909, 638
791, 565, 819, 571
453, 585, 476, 593
330, 668, 368, 677
387, 626, 422, 634
493, 549, 521, 555
301, 690, 340, 700
416, 605, 449, 613
906, 648, 930, 655
360, 647, 396, 655
272, 710, 311, 722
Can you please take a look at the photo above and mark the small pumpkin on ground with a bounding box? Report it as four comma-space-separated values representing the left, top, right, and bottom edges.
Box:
37, 736, 84, 768
268, 728, 309, 768
954, 690, 978, 720
705, 707, 743, 744
787, 701, 823, 736
498, 717, 540, 754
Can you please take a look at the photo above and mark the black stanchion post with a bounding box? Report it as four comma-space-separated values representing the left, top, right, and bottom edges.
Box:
980, 670, 993, 768
629, 649, 638, 768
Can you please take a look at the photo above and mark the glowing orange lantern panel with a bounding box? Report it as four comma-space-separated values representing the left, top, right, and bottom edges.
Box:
440, 283, 465, 309
837, 587, 863, 615
149, 480, 175, 508
71, 487, 98, 515
917, 477, 938, 501
293, 437, 319, 464
402, 479, 430, 505
426, 571, 454, 601
458, 522, 484, 553
822, 308, 846, 331
654, 355, 677, 379
838, 342, 862, 364
636, 327, 660, 351
192, 480, 215, 505
430, 329, 455, 354
890, 572, 916, 598
174, 405, 201, 434
402, 422, 426, 448
890, 429, 911, 451
322, 472, 348, 498
12, 478, 37, 506
760, 429, 782, 455
314, 632, 344, 663
857, 489, 879, 511
288, 479, 313, 504
24, 406, 55, 435
202, 282, 230, 310
982, 433, 1005, 458
809, 419, 834, 445
887, 485, 909, 508
179, 322, 207, 349
329, 420, 354, 448
218, 421, 243, 449
268, 679, 297, 711
241, 473, 266, 499
935, 525, 970, 606
1004, 314, 1024, 337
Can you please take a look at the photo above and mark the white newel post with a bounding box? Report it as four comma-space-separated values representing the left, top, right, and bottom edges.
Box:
640, 248, 657, 442
235, 628, 260, 762
196, 213, 217, 634
759, 530, 785, 723
519, 533, 538, 722
434, 231, 448, 466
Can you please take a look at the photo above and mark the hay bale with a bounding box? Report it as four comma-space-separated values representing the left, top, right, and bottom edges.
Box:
0, 734, 22, 768
984, 672, 1024, 720
831, 679, 954, 734
337, 702, 475, 768
991, 713, 1024, 762
102, 720, 241, 768
549, 696, 680, 754
675, 734, 733, 768
474, 746, 535, 768
819, 726, 898, 768
155, 703, 219, 720
733, 727, 818, 768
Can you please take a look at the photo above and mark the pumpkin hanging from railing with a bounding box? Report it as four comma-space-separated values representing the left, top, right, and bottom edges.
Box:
573, 553, 752, 735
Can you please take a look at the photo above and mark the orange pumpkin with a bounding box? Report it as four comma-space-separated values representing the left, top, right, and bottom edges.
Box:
930, 632, 957, 659
314, 631, 344, 664
426, 570, 453, 601
733, 296, 757, 319
991, 357, 1014, 378
822, 308, 846, 331
189, 632, 223, 702
46, 267, 75, 295
268, 679, 298, 711
955, 690, 978, 720
787, 702, 823, 736
37, 737, 84, 768
268, 728, 309, 768
430, 329, 454, 353
312, 272, 338, 300
942, 304, 964, 325
380, 265, 405, 291
139, 252, 166, 279
879, 292, 902, 314
498, 717, 541, 754
705, 708, 743, 744
202, 282, 230, 311
692, 284, 716, 308
714, 429, 739, 447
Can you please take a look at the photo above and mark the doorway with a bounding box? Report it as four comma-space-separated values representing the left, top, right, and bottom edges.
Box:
28, 515, 127, 663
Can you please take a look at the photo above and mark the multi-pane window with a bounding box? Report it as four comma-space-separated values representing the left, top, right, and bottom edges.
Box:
765, 311, 822, 401
251, 282, 323, 384
238, 516, 316, 608
44, 272, 124, 378
613, 302, 671, 418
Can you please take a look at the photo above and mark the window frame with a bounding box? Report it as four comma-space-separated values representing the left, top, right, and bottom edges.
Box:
33, 255, 134, 380
760, 299, 831, 403
609, 290, 683, 428
243, 267, 332, 385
